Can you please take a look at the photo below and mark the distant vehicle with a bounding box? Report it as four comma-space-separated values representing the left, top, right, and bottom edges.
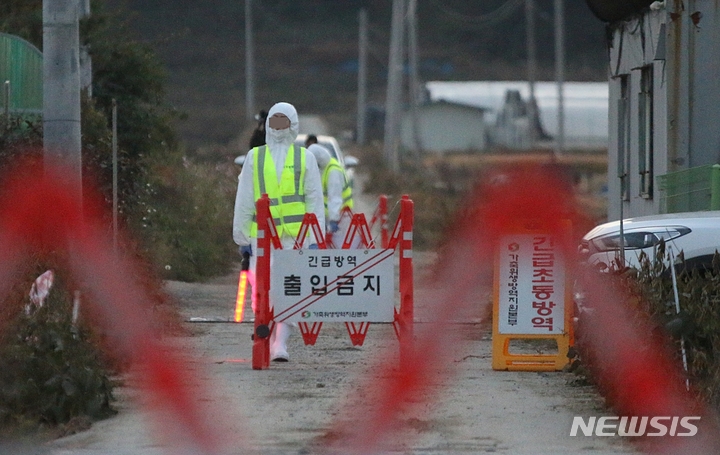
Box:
295, 134, 359, 188
234, 134, 359, 188
578, 211, 720, 272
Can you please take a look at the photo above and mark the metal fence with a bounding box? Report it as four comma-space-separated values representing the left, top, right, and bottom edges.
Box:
0, 33, 43, 115
658, 164, 720, 213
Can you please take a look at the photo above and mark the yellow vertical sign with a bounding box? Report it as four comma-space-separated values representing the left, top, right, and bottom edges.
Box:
492, 221, 573, 371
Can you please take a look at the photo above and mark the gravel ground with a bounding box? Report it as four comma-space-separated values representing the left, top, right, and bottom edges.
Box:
29, 250, 640, 455
6, 180, 639, 455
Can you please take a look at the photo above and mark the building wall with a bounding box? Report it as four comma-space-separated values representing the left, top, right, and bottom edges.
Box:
607, 1, 720, 220
607, 8, 666, 219
668, 0, 720, 169
400, 103, 486, 153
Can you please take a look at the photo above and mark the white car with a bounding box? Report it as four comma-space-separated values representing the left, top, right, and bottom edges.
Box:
295, 134, 359, 188
234, 134, 359, 188
578, 211, 720, 272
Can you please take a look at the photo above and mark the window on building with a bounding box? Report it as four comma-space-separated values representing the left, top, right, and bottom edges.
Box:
638, 66, 654, 198
617, 75, 630, 201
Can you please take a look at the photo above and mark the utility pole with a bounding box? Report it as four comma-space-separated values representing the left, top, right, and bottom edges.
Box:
79, 0, 92, 96
407, 0, 422, 155
80, 0, 90, 16
43, 0, 82, 203
525, 0, 537, 149
245, 0, 255, 121
3, 81, 9, 122
554, 0, 565, 158
112, 98, 118, 252
357, 8, 368, 145
383, 0, 405, 173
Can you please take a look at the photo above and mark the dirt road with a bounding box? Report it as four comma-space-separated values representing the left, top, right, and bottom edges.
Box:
36, 249, 639, 455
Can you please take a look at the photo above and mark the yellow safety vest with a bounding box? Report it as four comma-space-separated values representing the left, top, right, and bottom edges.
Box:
251, 144, 307, 238
322, 158, 354, 218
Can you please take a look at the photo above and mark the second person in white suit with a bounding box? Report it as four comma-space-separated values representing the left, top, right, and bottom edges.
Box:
307, 143, 355, 247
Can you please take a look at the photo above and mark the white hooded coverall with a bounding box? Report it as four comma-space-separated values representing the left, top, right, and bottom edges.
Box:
306, 143, 351, 247
232, 102, 325, 361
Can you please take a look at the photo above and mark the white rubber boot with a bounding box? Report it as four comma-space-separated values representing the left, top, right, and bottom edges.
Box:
270, 322, 292, 362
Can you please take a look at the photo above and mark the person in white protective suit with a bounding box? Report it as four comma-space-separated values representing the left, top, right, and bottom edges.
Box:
233, 102, 325, 362
307, 143, 356, 248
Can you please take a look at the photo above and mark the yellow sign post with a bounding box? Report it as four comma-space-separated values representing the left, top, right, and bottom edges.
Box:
492, 220, 573, 371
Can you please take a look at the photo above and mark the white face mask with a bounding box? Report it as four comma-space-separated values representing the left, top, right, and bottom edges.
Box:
267, 126, 294, 144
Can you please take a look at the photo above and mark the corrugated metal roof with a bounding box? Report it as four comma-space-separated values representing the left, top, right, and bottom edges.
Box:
0, 33, 43, 114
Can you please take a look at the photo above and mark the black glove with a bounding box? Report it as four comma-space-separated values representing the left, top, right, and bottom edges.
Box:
239, 246, 251, 271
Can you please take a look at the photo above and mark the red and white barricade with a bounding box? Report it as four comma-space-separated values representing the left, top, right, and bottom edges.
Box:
368, 194, 389, 248
251, 194, 413, 370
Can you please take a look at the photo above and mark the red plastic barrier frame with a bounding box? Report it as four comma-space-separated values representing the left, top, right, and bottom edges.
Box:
342, 212, 375, 249
251, 194, 277, 370
369, 194, 389, 248
390, 196, 414, 365
325, 206, 354, 248
252, 194, 414, 369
